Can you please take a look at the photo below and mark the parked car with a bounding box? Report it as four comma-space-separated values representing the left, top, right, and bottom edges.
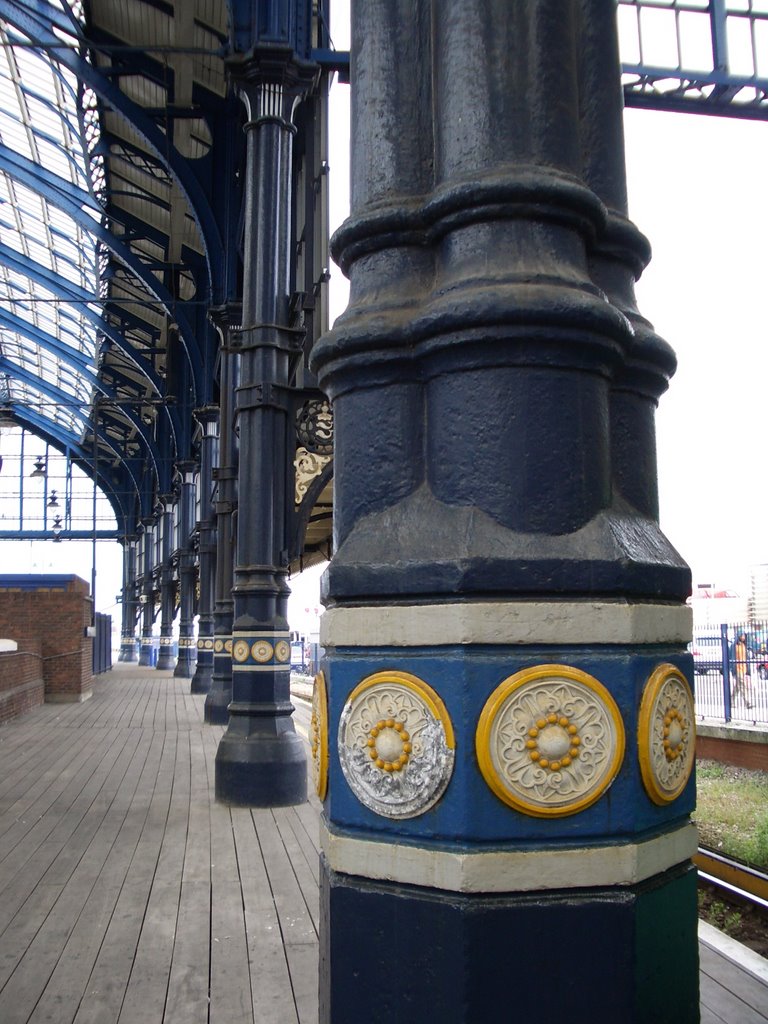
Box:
690, 636, 723, 675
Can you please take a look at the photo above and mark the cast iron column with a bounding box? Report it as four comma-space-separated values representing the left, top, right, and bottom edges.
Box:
309, 1, 698, 1020
118, 536, 138, 662
207, 312, 238, 725
155, 495, 176, 671
138, 518, 155, 667
214, 57, 314, 805
190, 410, 219, 691
174, 462, 198, 678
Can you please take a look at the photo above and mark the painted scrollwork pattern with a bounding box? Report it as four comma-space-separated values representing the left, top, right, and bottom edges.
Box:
294, 447, 332, 505
476, 665, 625, 818
638, 663, 695, 805
338, 671, 455, 819
311, 670, 329, 801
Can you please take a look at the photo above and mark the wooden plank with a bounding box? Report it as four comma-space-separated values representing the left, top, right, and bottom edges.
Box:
699, 943, 768, 1019
231, 809, 298, 1024
0, 728, 147, 1020
182, 730, 210, 886
72, 733, 178, 1024
24, 728, 156, 1024
699, 971, 768, 1024
272, 809, 319, 930
163, 880, 211, 1024
250, 809, 318, 1024
0, 729, 131, 934
278, 806, 320, 886
208, 880, 254, 1024
0, 726, 94, 827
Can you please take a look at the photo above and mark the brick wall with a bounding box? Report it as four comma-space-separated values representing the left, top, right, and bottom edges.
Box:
0, 576, 93, 708
696, 734, 768, 772
0, 643, 44, 723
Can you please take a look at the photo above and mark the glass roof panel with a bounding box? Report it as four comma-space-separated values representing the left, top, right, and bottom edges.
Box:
0, 20, 99, 444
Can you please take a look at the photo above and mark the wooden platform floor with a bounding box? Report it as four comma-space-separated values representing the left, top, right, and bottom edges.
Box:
0, 663, 763, 1024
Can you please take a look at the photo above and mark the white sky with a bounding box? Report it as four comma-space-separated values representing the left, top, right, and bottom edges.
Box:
6, 7, 768, 629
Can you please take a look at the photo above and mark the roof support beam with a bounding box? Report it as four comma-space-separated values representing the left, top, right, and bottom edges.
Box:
0, 140, 201, 402
0, 0, 224, 299
0, 240, 176, 425
0, 350, 159, 475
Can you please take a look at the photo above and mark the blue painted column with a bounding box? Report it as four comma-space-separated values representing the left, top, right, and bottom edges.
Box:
175, 462, 198, 679
309, 1, 698, 1020
118, 536, 138, 662
190, 410, 219, 691
138, 518, 155, 668
214, 54, 316, 805
155, 496, 177, 671
206, 311, 238, 725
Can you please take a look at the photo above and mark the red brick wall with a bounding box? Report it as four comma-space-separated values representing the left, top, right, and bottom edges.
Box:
0, 643, 44, 723
0, 577, 93, 707
696, 734, 768, 772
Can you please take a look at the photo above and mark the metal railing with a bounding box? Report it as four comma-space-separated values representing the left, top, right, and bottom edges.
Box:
691, 622, 768, 725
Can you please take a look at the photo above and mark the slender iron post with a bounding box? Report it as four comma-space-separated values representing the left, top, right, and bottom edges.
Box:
138, 518, 155, 667
190, 410, 219, 690
214, 57, 316, 805
207, 311, 237, 724
155, 495, 176, 671
118, 536, 139, 661
175, 461, 198, 678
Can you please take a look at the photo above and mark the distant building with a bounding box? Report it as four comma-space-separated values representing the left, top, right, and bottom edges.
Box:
689, 582, 749, 632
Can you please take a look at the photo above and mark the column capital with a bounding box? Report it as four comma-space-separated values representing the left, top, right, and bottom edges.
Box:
175, 460, 198, 481
193, 405, 220, 432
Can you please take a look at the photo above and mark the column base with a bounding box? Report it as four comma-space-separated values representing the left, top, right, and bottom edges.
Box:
174, 647, 196, 678
118, 641, 138, 663
204, 692, 230, 724
320, 859, 699, 1023
138, 640, 154, 667
215, 720, 307, 807
191, 652, 214, 693
205, 646, 232, 723
156, 643, 176, 671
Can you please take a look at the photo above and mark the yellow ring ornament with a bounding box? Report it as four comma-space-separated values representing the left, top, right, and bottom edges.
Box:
214, 639, 224, 653
232, 639, 251, 663
638, 663, 695, 806
476, 664, 625, 818
311, 670, 329, 800
251, 640, 274, 663
275, 639, 291, 663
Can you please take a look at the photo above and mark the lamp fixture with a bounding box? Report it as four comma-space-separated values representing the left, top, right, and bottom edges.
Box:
47, 490, 59, 508
30, 456, 45, 478
52, 515, 62, 541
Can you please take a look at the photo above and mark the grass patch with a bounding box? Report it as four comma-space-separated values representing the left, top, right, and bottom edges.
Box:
694, 760, 768, 869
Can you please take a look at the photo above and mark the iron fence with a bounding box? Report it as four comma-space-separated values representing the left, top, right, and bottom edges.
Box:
691, 622, 768, 725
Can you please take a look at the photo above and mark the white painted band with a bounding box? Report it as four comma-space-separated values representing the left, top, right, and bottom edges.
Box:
232, 664, 290, 672
321, 821, 698, 893
321, 601, 692, 648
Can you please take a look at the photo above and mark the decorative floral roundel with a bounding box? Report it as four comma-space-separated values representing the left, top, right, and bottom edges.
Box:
638, 663, 695, 805
476, 664, 625, 818
311, 670, 329, 801
338, 671, 455, 819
